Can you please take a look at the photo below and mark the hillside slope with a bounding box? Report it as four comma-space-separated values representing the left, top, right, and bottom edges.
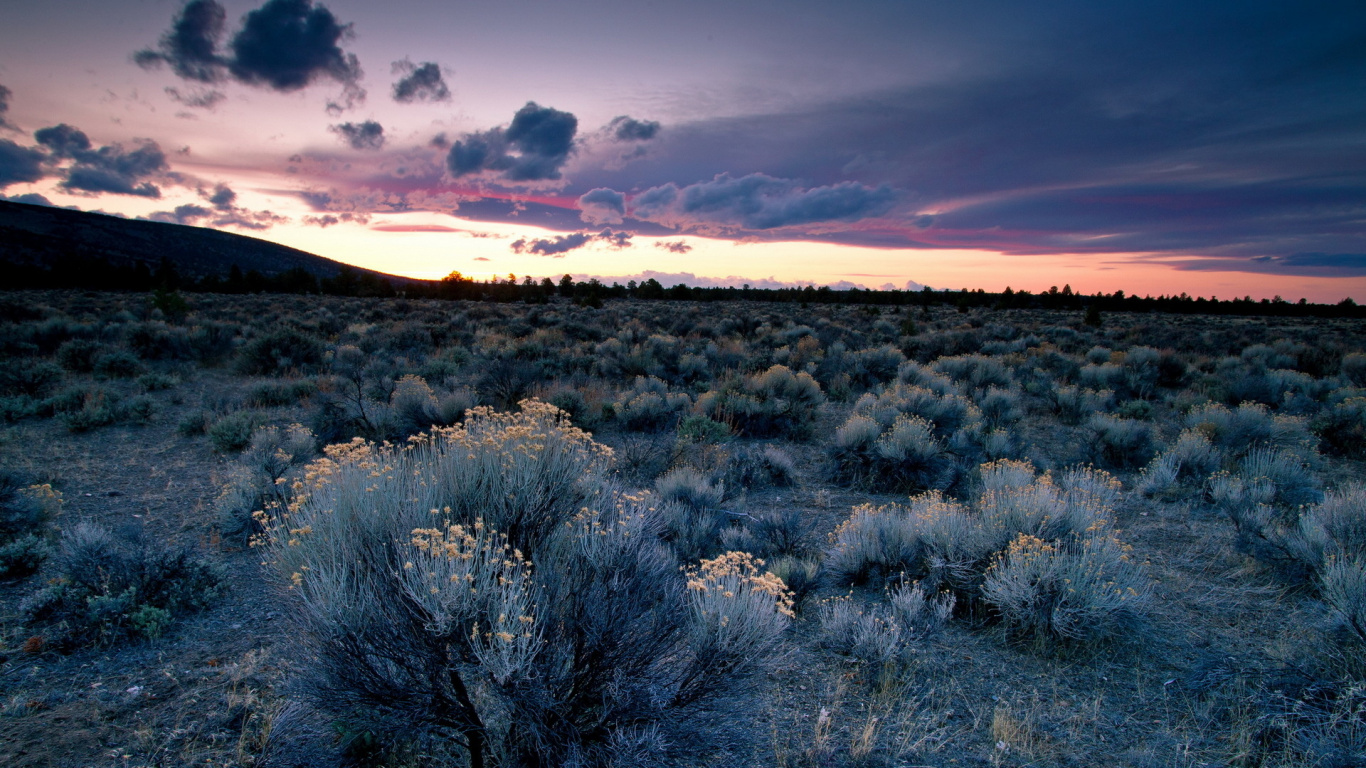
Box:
0, 200, 408, 283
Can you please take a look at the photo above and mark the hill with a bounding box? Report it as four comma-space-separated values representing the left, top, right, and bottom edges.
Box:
0, 200, 410, 285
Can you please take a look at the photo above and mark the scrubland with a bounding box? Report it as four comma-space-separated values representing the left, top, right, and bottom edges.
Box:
0, 289, 1364, 767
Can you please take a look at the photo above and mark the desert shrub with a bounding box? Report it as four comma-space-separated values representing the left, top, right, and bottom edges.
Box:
235, 327, 325, 376
829, 413, 955, 493
767, 555, 821, 608
1341, 353, 1366, 387
895, 360, 959, 394
977, 386, 1023, 429
1186, 401, 1313, 456
981, 533, 1148, 646
1048, 384, 1114, 425
1078, 362, 1125, 393
215, 424, 317, 545
1137, 429, 1223, 497
1085, 346, 1112, 365
1207, 449, 1324, 569
542, 384, 596, 428
818, 585, 952, 682
0, 395, 39, 423
677, 414, 732, 444
55, 338, 104, 373
1313, 395, 1366, 459
0, 359, 64, 397
656, 466, 725, 511
826, 461, 1140, 642
61, 389, 124, 432
1085, 413, 1155, 468
824, 494, 977, 588
1239, 447, 1323, 509
932, 354, 1011, 391
389, 374, 441, 436
22, 522, 221, 648
852, 382, 977, 436
658, 500, 727, 563
177, 409, 211, 436
817, 597, 913, 679
721, 443, 795, 492
1320, 557, 1366, 651
436, 388, 476, 425
93, 349, 145, 379
123, 394, 155, 425
1114, 399, 1153, 420
136, 372, 179, 392
697, 365, 824, 439
1292, 486, 1366, 576
1218, 355, 1326, 408
1121, 346, 1163, 399
846, 345, 905, 388
614, 378, 691, 432
889, 581, 956, 635
245, 379, 318, 408
254, 402, 791, 766
477, 358, 544, 409
743, 505, 809, 559
0, 478, 61, 580
207, 410, 264, 453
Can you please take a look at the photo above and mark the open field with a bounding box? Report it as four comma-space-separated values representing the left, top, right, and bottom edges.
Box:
1, 289, 1364, 768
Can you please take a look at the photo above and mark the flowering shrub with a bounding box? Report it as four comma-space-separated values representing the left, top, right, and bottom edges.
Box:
982, 533, 1148, 645
696, 364, 824, 439
829, 412, 955, 492
255, 400, 792, 766
827, 460, 1146, 647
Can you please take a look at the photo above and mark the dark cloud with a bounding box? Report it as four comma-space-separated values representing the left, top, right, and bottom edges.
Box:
511, 232, 591, 256
630, 173, 896, 231
204, 182, 236, 209
447, 102, 578, 182
0, 139, 46, 189
391, 59, 450, 103
134, 0, 228, 83
609, 116, 660, 142
331, 120, 385, 150
138, 0, 363, 110
228, 0, 362, 92
38, 130, 171, 198
509, 228, 632, 256
500, 2, 1359, 265
34, 124, 92, 157
1272, 253, 1366, 270
302, 211, 368, 227
654, 240, 692, 254
0, 84, 14, 130
577, 187, 625, 225
165, 87, 227, 110
925, 181, 1366, 259
147, 204, 212, 225
146, 201, 287, 230
597, 228, 632, 249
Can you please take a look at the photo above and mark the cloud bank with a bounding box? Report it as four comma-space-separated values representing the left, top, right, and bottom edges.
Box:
447, 102, 577, 182
136, 0, 364, 111
391, 59, 450, 103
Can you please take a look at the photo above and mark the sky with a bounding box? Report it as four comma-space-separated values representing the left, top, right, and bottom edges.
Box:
1, 0, 1364, 301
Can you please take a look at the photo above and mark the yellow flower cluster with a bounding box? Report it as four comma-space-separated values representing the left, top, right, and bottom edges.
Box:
687, 551, 795, 618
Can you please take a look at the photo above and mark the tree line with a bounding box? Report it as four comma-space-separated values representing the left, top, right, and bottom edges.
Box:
1, 255, 1361, 319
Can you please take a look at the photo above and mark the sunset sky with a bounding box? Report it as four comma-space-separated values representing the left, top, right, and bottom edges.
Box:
1, 0, 1363, 301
